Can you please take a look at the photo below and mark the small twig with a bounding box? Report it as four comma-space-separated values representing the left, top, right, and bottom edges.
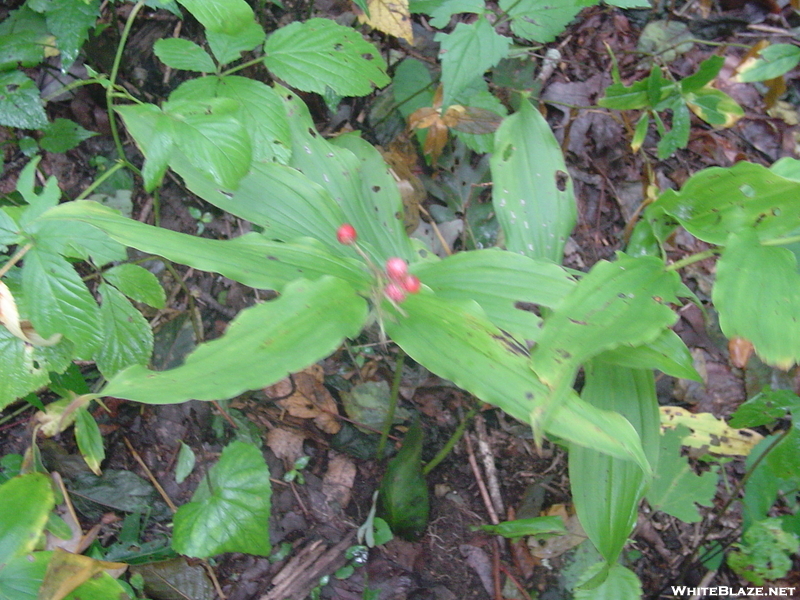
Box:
122, 436, 178, 512
464, 430, 499, 525
475, 414, 505, 518
289, 480, 311, 520
499, 563, 532, 600
689, 570, 717, 600
418, 205, 452, 256
202, 561, 226, 599
491, 539, 503, 600
211, 400, 238, 429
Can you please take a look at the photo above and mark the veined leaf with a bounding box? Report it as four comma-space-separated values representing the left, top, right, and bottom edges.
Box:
102, 264, 165, 309
264, 19, 390, 96
412, 248, 576, 342
173, 441, 271, 557
177, 0, 256, 34
0, 7, 49, 70
680, 55, 725, 92
570, 363, 660, 566
0, 328, 50, 410
713, 230, 800, 369
115, 103, 174, 192
43, 0, 100, 68
735, 43, 800, 83
102, 277, 368, 404
75, 405, 105, 475
428, 0, 484, 28
574, 563, 642, 599
153, 38, 216, 72
22, 247, 101, 357
385, 292, 651, 472
491, 99, 577, 263
0, 473, 54, 564
684, 88, 743, 128
43, 201, 372, 292
594, 329, 701, 381
499, 0, 583, 43
436, 17, 509, 107
207, 20, 266, 66
95, 283, 154, 378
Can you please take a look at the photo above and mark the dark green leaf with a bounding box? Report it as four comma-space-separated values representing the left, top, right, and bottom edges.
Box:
0, 327, 51, 411
44, 0, 100, 68
656, 99, 690, 159
102, 264, 166, 309
729, 389, 800, 428
75, 405, 105, 475
39, 118, 97, 153
0, 7, 49, 70
499, 0, 583, 43
680, 55, 724, 92
94, 283, 154, 378
0, 71, 47, 130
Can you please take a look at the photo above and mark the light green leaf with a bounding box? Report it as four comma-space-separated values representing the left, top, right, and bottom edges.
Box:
656, 98, 690, 159
478, 516, 566, 538
570, 363, 659, 565
75, 405, 105, 476
631, 112, 649, 152
646, 426, 717, 522
574, 563, 642, 600
43, 201, 372, 292
44, 0, 100, 68
15, 158, 60, 226
22, 247, 101, 357
0, 328, 51, 411
28, 219, 126, 265
594, 329, 701, 381
412, 248, 576, 342
0, 71, 47, 130
598, 78, 652, 110
713, 230, 800, 369
735, 43, 800, 83
499, 0, 583, 43
385, 292, 651, 472
175, 442, 196, 484
177, 0, 256, 34
491, 99, 577, 263
39, 118, 97, 153
680, 55, 725, 93
0, 473, 54, 565
0, 209, 19, 247
770, 156, 800, 181
264, 18, 390, 96
153, 38, 216, 72
0, 7, 49, 70
605, 0, 649, 6
0, 551, 49, 600
207, 21, 266, 65
102, 277, 368, 404
115, 103, 174, 192
428, 0, 484, 28
102, 264, 165, 309
436, 17, 509, 106
173, 441, 271, 557
95, 282, 154, 378
685, 88, 743, 128
170, 76, 290, 163
636, 20, 693, 63
648, 161, 800, 245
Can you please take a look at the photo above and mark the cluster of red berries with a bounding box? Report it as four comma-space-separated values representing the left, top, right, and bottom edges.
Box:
337, 224, 420, 304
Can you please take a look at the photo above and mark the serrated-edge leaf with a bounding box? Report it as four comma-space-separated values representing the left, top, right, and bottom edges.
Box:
177, 0, 255, 34
264, 18, 389, 96
95, 282, 154, 378
500, 0, 583, 43
207, 21, 266, 66
0, 327, 51, 411
44, 0, 100, 68
173, 441, 271, 557
491, 99, 577, 263
102, 277, 368, 404
153, 38, 216, 72
102, 264, 166, 309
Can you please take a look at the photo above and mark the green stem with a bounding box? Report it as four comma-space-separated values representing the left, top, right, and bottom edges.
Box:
220, 56, 266, 77
75, 160, 126, 201
666, 248, 720, 271
377, 349, 405, 458
763, 234, 800, 246
107, 0, 146, 173
422, 404, 478, 476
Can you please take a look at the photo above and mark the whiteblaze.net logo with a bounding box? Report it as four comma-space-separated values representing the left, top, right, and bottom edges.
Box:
671, 586, 797, 597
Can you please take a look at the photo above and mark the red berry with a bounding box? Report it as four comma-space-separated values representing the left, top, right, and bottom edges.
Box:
384, 282, 406, 303
336, 224, 357, 245
402, 274, 421, 294
385, 257, 408, 281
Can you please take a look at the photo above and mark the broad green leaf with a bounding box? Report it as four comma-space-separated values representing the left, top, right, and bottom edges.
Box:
436, 18, 509, 107
170, 76, 290, 163
729, 389, 800, 429
39, 118, 97, 153
22, 247, 101, 357
207, 21, 266, 65
15, 158, 60, 226
102, 277, 368, 404
680, 55, 725, 92
646, 426, 717, 522
75, 405, 105, 476
44, 0, 100, 68
95, 283, 154, 378
728, 519, 799, 586
0, 328, 51, 410
177, 0, 256, 34
281, 90, 415, 262
647, 161, 800, 245
43, 201, 372, 292
428, 0, 484, 28
684, 88, 743, 128
499, 0, 583, 43
713, 231, 800, 369
491, 99, 577, 263
173, 441, 271, 557
378, 420, 429, 540
0, 7, 49, 70
574, 563, 642, 600
0, 71, 47, 130
0, 473, 54, 565
656, 98, 690, 159
175, 442, 196, 484
28, 219, 127, 265
0, 551, 49, 600
0, 209, 19, 247
735, 44, 800, 83
412, 248, 576, 342
771, 156, 800, 181
153, 38, 216, 72
392, 58, 434, 121
636, 20, 693, 63
264, 19, 390, 96
102, 264, 165, 309
384, 292, 651, 472
115, 103, 174, 192
478, 516, 567, 538
452, 80, 507, 154
594, 329, 701, 381
598, 78, 651, 110
570, 363, 659, 565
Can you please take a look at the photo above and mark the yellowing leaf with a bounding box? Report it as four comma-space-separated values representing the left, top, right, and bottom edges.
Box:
40, 548, 126, 600
358, 0, 413, 43
660, 406, 763, 456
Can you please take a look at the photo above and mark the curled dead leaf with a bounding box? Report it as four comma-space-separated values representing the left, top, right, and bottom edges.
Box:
441, 105, 503, 134
728, 336, 754, 369
269, 366, 341, 434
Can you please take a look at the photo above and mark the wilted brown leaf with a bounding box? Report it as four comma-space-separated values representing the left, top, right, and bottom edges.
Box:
269, 366, 341, 434
358, 0, 413, 43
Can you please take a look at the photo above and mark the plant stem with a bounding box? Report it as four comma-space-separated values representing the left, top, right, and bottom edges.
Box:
666, 248, 720, 271
107, 0, 146, 173
220, 56, 266, 77
763, 234, 800, 246
422, 403, 479, 476
0, 243, 33, 279
75, 160, 126, 201
377, 349, 405, 458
